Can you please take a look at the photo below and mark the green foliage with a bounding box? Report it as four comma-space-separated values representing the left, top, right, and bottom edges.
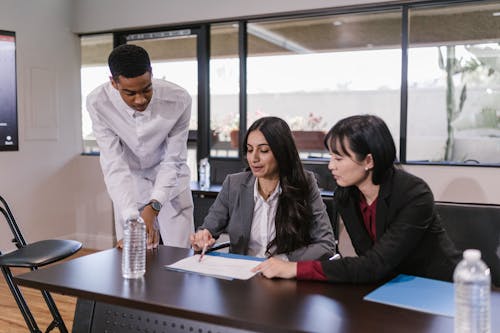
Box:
438, 45, 494, 161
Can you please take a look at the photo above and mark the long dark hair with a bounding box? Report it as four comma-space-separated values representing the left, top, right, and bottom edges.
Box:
243, 117, 313, 255
324, 114, 396, 204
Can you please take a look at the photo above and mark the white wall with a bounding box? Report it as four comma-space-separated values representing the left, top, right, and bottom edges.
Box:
404, 165, 500, 204
0, 0, 498, 253
0, 0, 112, 252
72, 0, 400, 34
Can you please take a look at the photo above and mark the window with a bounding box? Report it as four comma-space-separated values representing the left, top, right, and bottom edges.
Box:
407, 2, 500, 164
247, 12, 402, 159
80, 0, 500, 172
80, 31, 199, 175
210, 23, 240, 158
80, 33, 113, 154
125, 30, 199, 175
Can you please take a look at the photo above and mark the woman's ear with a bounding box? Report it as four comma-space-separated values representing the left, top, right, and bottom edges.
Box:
365, 153, 375, 171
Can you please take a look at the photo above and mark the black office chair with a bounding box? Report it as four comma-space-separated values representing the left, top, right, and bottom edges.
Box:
0, 195, 82, 333
436, 202, 500, 287
323, 197, 340, 256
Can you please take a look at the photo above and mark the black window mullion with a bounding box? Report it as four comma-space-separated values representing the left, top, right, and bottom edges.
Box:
238, 21, 248, 156
400, 6, 409, 163
197, 24, 210, 163
113, 33, 125, 48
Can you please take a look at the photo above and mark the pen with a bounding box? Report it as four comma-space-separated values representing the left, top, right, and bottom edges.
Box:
199, 244, 208, 262
329, 253, 341, 261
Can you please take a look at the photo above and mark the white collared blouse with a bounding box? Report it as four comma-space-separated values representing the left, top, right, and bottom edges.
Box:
248, 179, 282, 258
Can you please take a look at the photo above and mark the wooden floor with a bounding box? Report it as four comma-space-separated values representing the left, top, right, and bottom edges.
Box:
0, 248, 97, 333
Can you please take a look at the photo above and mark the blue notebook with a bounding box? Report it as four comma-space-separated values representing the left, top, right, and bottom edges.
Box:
206, 251, 266, 262
363, 274, 455, 317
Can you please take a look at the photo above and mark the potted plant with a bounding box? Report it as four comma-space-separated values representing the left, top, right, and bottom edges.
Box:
229, 128, 239, 148
219, 111, 327, 151
288, 112, 327, 150
211, 113, 240, 148
219, 111, 267, 148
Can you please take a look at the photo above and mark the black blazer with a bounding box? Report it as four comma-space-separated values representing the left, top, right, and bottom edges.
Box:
321, 167, 461, 283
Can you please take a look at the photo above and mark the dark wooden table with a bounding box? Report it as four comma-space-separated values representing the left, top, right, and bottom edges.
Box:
14, 246, 500, 333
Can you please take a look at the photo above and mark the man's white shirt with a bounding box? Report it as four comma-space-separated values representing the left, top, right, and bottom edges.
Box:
86, 78, 192, 223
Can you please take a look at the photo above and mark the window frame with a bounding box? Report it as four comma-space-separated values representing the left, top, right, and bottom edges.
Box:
79, 0, 500, 188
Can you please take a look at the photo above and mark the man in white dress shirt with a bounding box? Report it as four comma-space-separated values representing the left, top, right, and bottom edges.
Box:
87, 44, 194, 248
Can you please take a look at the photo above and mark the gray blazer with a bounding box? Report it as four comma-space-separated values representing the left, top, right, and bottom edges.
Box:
201, 171, 335, 261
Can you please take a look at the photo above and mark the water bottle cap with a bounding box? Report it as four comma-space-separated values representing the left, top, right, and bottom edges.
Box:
127, 216, 145, 223
126, 212, 140, 220
463, 249, 481, 261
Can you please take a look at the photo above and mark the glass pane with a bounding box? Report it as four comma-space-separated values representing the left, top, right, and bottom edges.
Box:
247, 12, 402, 159
210, 23, 240, 158
131, 34, 198, 130
81, 34, 113, 154
130, 33, 198, 176
210, 23, 240, 157
408, 2, 500, 164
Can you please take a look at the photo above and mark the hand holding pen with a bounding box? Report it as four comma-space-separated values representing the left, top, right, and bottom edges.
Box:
199, 244, 208, 262
189, 229, 215, 257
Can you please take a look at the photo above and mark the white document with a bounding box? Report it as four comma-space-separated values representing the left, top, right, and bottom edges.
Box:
166, 254, 262, 280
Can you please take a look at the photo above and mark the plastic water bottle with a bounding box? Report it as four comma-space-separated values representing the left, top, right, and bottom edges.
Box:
122, 217, 146, 279
454, 249, 491, 333
199, 157, 210, 190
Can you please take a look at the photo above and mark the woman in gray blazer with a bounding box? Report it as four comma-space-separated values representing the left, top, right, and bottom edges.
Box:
190, 117, 335, 261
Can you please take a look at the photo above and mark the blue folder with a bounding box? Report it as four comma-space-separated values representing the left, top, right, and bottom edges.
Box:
363, 274, 455, 317
206, 251, 266, 262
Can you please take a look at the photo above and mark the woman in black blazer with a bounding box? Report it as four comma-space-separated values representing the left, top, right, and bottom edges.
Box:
254, 114, 461, 282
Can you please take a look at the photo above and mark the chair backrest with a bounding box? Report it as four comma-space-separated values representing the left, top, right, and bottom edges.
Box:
0, 195, 26, 249
0, 194, 82, 333
436, 202, 500, 287
323, 196, 339, 253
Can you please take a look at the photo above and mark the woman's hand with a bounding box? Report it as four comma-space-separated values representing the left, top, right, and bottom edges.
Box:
190, 229, 215, 251
252, 257, 297, 279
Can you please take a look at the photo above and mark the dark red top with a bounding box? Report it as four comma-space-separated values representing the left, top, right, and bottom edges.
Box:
297, 196, 378, 280
297, 260, 327, 280
360, 196, 378, 241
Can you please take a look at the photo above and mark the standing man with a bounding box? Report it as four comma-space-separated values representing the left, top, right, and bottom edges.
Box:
87, 44, 194, 248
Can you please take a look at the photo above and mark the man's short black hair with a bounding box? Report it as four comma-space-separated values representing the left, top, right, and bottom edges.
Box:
108, 44, 152, 80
